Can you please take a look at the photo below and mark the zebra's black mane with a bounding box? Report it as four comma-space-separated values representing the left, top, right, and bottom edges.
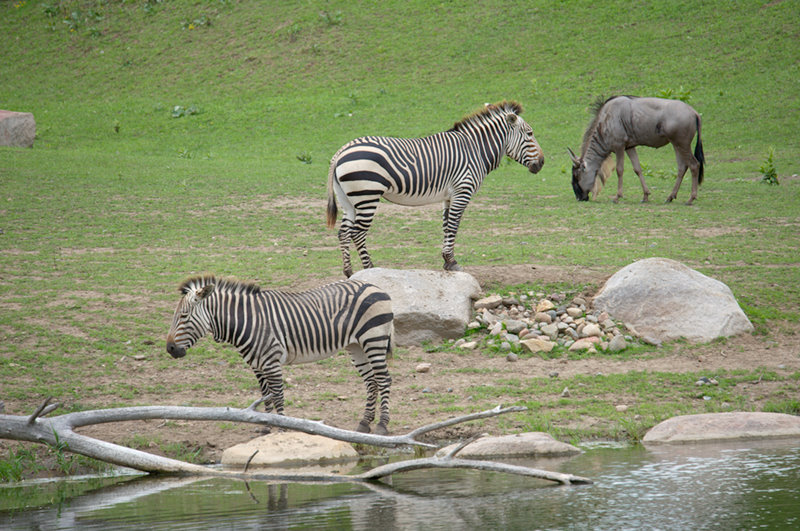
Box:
179, 275, 261, 296
450, 100, 524, 132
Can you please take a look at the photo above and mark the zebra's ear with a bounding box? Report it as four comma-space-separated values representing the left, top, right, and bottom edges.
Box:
198, 284, 215, 300
506, 113, 518, 125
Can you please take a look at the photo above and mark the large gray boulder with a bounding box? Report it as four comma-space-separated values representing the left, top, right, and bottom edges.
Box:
593, 257, 753, 343
0, 110, 35, 148
351, 268, 481, 346
643, 412, 800, 444
436, 432, 581, 458
221, 432, 359, 467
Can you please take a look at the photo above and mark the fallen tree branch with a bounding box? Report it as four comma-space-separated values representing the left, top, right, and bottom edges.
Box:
0, 399, 591, 485
354, 454, 592, 485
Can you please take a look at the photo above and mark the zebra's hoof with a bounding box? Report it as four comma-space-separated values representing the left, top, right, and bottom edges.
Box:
374, 424, 389, 436
356, 421, 371, 433
443, 262, 462, 272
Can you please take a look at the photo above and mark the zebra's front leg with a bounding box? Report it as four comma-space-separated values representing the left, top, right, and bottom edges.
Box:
441, 198, 467, 272
253, 369, 277, 433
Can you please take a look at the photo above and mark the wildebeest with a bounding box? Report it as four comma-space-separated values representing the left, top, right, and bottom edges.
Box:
568, 96, 704, 204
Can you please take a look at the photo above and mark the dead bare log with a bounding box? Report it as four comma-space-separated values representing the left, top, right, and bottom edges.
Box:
0, 399, 591, 485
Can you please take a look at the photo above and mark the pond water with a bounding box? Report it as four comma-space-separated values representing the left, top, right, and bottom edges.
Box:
2, 439, 799, 530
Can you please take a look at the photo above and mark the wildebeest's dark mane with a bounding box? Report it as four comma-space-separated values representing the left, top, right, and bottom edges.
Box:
179, 274, 261, 295
580, 95, 638, 155
449, 100, 524, 132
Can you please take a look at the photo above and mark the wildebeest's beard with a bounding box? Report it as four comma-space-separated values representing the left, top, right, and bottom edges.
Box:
572, 169, 590, 201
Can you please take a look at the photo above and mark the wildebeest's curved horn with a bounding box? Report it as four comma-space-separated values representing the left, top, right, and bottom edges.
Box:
567, 147, 580, 165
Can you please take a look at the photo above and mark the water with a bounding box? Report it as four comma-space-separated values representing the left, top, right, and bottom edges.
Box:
2, 439, 799, 530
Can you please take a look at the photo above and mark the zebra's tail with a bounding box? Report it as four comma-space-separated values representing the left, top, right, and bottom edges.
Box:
326, 157, 339, 229
386, 324, 394, 360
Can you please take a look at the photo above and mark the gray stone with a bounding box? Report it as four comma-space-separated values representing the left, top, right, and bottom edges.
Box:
643, 412, 800, 444
221, 432, 358, 467
566, 307, 583, 318
351, 268, 481, 346
540, 323, 559, 340
534, 312, 552, 324
435, 432, 581, 458
608, 334, 628, 352
0, 110, 35, 148
474, 294, 503, 309
503, 319, 527, 335
593, 258, 754, 343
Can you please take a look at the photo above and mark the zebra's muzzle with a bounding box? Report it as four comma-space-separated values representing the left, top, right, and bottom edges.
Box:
529, 157, 544, 174
166, 341, 186, 359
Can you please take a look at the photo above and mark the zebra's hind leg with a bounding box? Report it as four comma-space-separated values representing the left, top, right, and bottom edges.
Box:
350, 215, 376, 273
348, 344, 388, 434
337, 219, 355, 278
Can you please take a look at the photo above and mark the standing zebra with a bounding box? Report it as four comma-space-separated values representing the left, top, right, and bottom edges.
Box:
166, 275, 394, 435
326, 101, 545, 277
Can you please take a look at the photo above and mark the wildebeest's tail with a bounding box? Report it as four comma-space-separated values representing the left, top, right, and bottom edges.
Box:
326, 153, 340, 229
694, 114, 704, 185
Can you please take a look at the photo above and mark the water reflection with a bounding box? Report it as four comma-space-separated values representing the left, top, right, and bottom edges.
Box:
1, 440, 798, 530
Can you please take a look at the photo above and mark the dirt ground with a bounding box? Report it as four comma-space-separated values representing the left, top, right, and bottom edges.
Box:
4, 264, 799, 473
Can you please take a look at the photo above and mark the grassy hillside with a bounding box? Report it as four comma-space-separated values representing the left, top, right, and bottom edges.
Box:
1, 0, 799, 458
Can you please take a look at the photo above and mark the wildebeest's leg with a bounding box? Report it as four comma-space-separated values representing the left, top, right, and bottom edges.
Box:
666, 144, 695, 204
612, 149, 626, 203
685, 148, 701, 205
441, 194, 470, 271
625, 147, 651, 203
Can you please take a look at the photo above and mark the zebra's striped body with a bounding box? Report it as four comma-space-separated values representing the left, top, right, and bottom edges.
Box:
166, 275, 394, 434
326, 101, 544, 277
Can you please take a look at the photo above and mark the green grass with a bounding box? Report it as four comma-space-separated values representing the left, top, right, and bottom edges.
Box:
1, 0, 799, 468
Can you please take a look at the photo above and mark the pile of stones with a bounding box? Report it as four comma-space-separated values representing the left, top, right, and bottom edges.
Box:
453, 291, 645, 355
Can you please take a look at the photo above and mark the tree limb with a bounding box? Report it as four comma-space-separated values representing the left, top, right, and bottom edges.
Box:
0, 399, 591, 485
354, 455, 592, 485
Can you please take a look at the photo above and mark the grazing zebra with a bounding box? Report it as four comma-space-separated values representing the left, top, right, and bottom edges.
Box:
166, 275, 394, 435
326, 101, 545, 277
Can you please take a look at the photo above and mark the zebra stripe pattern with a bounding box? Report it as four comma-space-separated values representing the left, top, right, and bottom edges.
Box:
166, 275, 394, 434
326, 101, 544, 277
